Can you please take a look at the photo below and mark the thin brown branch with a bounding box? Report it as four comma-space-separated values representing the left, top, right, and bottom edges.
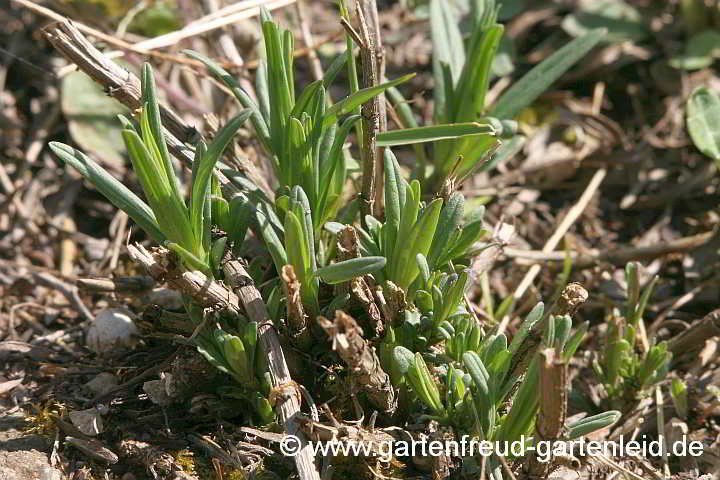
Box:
359, 0, 387, 211
13, 0, 240, 69
77, 276, 155, 293
507, 284, 588, 390
348, 3, 380, 220
222, 259, 321, 480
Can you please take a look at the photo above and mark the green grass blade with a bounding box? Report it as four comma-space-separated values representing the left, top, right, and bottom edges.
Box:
492, 28, 606, 119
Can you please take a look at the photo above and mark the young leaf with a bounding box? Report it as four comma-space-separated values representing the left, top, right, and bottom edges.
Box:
315, 256, 387, 284
427, 192, 464, 268
191, 110, 252, 252
453, 24, 504, 125
430, 0, 465, 123
508, 302, 544, 355
566, 411, 621, 440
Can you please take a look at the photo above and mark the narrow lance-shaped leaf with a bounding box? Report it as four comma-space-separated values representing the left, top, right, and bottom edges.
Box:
254, 208, 288, 274
430, 0, 466, 123
566, 411, 621, 440
492, 28, 606, 119
49, 142, 165, 242
141, 64, 181, 201
427, 192, 464, 269
388, 180, 421, 285
324, 73, 416, 127
407, 353, 444, 414
122, 127, 195, 251
165, 241, 212, 274
453, 24, 504, 125
508, 302, 544, 355
315, 256, 387, 284
191, 109, 252, 254
383, 149, 403, 264
377, 122, 496, 147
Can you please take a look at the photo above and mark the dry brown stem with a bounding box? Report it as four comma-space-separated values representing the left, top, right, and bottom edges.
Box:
280, 264, 312, 347
527, 348, 569, 477
222, 259, 320, 480
317, 311, 395, 413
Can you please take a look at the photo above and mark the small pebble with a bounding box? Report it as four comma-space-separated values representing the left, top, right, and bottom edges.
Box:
85, 372, 119, 397
69, 408, 104, 436
86, 308, 139, 354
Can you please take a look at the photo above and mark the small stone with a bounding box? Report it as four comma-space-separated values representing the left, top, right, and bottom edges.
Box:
85, 373, 119, 397
86, 308, 139, 354
0, 452, 63, 480
69, 408, 104, 436
143, 375, 173, 407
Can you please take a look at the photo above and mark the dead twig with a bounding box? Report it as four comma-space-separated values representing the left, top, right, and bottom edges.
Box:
33, 271, 93, 320
280, 264, 312, 347
127, 244, 241, 316
503, 230, 716, 269
342, 3, 380, 219
222, 258, 321, 480
317, 311, 395, 413
76, 276, 155, 293
527, 348, 568, 477
13, 0, 241, 69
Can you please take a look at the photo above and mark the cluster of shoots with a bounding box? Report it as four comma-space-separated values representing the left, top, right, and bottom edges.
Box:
48, 3, 622, 475
593, 262, 671, 410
